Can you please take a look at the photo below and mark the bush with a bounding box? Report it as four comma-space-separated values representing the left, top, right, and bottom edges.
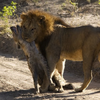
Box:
0, 1, 17, 23
0, 1, 17, 35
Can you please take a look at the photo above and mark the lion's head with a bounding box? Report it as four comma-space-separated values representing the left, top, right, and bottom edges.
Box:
21, 10, 55, 43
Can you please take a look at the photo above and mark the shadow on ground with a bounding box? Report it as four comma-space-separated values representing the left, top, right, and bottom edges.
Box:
0, 88, 100, 100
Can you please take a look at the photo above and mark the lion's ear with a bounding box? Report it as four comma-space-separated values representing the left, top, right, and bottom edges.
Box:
20, 13, 28, 20
39, 16, 45, 24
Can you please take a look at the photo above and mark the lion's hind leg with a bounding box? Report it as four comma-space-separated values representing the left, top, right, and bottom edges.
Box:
75, 49, 93, 92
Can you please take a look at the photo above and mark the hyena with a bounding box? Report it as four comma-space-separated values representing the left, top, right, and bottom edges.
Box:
10, 25, 49, 93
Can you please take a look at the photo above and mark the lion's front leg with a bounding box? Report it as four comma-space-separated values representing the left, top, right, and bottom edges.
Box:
39, 74, 50, 93
46, 51, 60, 92
53, 69, 64, 92
55, 59, 74, 90
56, 58, 66, 77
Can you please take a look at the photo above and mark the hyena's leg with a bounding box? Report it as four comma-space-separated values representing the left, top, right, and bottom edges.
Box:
33, 71, 40, 94
28, 61, 40, 94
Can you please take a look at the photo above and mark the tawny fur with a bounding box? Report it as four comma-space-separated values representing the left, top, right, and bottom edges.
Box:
20, 10, 74, 92
20, 10, 72, 43
45, 25, 100, 92
21, 11, 100, 92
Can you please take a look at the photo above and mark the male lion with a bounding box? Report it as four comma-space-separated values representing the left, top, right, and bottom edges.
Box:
20, 10, 100, 92
20, 10, 74, 92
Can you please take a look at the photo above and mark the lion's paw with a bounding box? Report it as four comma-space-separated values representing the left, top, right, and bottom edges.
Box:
63, 83, 74, 90
58, 87, 64, 93
49, 83, 55, 91
39, 87, 48, 93
75, 87, 83, 92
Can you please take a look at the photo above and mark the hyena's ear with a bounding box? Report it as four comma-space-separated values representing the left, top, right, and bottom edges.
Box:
10, 26, 17, 36
20, 13, 28, 20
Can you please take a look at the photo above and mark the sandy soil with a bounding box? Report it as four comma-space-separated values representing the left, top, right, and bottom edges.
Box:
0, 53, 100, 100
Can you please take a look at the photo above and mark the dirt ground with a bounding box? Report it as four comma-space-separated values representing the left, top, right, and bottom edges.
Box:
0, 53, 100, 100
0, 0, 100, 100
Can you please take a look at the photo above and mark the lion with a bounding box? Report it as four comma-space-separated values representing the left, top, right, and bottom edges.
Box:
20, 10, 100, 92
46, 25, 100, 92
10, 25, 50, 93
20, 10, 76, 92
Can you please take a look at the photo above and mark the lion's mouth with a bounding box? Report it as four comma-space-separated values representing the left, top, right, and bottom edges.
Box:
17, 44, 21, 49
24, 37, 29, 40
23, 37, 30, 42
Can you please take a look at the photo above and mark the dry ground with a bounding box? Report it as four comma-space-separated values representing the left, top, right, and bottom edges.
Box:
0, 53, 100, 100
0, 0, 100, 100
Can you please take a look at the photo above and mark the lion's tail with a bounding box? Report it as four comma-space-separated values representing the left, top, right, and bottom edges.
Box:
54, 17, 72, 28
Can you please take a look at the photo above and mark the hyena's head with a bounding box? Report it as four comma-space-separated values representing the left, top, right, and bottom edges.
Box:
10, 25, 22, 49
